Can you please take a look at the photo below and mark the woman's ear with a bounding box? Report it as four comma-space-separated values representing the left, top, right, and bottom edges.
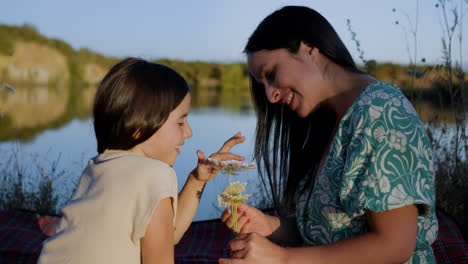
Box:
299, 40, 314, 54
299, 41, 319, 58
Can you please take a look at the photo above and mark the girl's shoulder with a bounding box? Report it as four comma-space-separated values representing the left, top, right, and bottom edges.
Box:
87, 151, 177, 190
77, 150, 178, 211
96, 151, 175, 174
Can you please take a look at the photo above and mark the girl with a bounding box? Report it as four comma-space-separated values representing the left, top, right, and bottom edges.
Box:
220, 6, 437, 264
38, 57, 246, 264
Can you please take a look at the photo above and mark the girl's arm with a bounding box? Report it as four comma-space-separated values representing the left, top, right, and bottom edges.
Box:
141, 197, 174, 264
220, 204, 418, 264
173, 169, 206, 243
174, 132, 246, 243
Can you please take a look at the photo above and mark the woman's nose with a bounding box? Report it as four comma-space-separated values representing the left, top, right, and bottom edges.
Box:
265, 84, 281, 104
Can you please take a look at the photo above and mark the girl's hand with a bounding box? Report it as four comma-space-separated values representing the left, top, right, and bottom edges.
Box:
219, 232, 287, 264
192, 132, 245, 183
220, 203, 275, 237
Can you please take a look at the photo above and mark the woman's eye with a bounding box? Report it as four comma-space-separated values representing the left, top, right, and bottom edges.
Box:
266, 68, 276, 83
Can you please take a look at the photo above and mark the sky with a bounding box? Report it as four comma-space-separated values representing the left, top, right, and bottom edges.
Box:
1, 0, 468, 69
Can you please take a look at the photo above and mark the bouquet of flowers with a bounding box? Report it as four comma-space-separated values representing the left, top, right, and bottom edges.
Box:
208, 158, 256, 235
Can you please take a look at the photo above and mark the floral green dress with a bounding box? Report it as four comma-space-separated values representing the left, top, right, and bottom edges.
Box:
296, 82, 438, 263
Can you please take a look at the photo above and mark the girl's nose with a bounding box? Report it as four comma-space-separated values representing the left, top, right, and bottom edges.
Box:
185, 123, 193, 139
265, 84, 281, 104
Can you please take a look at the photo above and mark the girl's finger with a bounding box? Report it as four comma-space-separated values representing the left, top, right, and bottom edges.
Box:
210, 153, 245, 161
219, 133, 246, 152
196, 150, 206, 161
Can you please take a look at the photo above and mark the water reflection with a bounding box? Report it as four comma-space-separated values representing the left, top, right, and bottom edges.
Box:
0, 83, 466, 220
0, 83, 95, 142
0, 84, 255, 142
0, 107, 260, 221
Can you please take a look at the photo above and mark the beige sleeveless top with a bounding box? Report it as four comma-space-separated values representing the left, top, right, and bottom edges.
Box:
38, 151, 178, 264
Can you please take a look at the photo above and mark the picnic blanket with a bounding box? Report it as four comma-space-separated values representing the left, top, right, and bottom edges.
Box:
0, 209, 467, 263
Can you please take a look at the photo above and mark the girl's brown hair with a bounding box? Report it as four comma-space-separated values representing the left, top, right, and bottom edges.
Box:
93, 57, 189, 154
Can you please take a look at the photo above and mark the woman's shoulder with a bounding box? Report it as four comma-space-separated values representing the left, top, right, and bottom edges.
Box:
345, 81, 418, 119
338, 81, 424, 140
356, 81, 404, 106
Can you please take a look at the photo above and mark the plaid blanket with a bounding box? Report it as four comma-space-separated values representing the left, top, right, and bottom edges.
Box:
0, 209, 466, 263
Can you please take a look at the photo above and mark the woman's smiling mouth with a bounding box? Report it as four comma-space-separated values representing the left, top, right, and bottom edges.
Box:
281, 92, 294, 107
286, 93, 293, 105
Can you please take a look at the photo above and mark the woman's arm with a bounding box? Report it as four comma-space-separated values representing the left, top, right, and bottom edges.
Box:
267, 215, 303, 247
141, 197, 174, 264
221, 202, 303, 247
220, 205, 418, 264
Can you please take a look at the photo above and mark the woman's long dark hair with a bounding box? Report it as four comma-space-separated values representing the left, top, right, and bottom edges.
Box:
245, 6, 362, 214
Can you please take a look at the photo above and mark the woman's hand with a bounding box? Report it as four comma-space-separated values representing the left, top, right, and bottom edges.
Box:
220, 203, 276, 237
219, 232, 288, 264
192, 132, 246, 183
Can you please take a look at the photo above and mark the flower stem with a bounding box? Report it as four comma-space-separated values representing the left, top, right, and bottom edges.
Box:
229, 170, 232, 185
232, 202, 238, 236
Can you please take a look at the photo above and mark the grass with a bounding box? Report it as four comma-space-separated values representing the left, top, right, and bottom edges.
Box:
426, 115, 467, 238
0, 147, 65, 215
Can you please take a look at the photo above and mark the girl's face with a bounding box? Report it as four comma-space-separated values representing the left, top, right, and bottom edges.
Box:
130, 93, 192, 166
247, 42, 327, 118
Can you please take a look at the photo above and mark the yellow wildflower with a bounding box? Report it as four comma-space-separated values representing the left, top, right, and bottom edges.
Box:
210, 158, 256, 235
218, 182, 252, 207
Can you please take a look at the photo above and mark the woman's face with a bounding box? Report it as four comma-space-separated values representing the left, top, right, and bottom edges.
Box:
247, 42, 327, 118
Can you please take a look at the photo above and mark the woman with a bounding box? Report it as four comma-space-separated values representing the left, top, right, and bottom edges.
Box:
220, 6, 437, 264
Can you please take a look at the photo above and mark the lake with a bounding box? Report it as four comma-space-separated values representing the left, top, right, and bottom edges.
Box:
0, 104, 264, 221
0, 84, 466, 221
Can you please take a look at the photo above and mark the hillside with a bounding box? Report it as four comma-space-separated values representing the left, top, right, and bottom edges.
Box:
1, 24, 466, 94
0, 24, 116, 86
0, 24, 466, 142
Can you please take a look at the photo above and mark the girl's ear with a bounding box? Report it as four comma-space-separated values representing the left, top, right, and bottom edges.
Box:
133, 127, 142, 140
